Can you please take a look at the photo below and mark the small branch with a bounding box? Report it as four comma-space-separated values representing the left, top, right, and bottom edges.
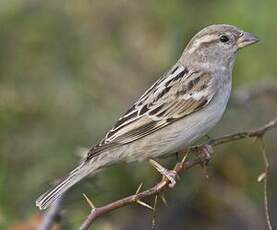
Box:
151, 195, 158, 229
258, 139, 273, 230
39, 195, 64, 230
80, 118, 277, 230
205, 118, 277, 147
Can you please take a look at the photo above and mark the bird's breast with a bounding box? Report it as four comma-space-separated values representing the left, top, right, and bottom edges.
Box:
122, 78, 232, 162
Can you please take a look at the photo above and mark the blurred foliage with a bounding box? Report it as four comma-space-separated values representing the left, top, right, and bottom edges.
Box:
0, 0, 277, 229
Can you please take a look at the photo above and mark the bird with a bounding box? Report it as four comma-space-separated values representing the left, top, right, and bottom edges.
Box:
36, 24, 259, 210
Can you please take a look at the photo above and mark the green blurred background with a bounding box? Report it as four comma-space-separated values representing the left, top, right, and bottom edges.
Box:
0, 0, 277, 229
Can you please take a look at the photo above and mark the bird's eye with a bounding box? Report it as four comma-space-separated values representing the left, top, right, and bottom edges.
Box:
219, 35, 229, 43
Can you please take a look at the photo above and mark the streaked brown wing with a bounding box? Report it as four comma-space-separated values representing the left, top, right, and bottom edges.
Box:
86, 66, 217, 160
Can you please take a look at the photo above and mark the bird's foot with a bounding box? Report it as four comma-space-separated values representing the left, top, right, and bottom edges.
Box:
149, 159, 179, 188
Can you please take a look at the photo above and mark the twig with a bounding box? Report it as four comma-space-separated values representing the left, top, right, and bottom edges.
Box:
151, 195, 158, 229
79, 118, 277, 230
258, 139, 273, 230
206, 118, 277, 146
39, 194, 63, 230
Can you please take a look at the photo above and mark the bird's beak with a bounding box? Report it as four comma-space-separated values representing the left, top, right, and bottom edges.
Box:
237, 32, 259, 48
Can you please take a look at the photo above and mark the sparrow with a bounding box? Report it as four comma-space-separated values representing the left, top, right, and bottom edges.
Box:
36, 24, 259, 210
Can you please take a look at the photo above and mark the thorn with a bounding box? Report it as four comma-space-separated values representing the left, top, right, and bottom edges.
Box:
253, 136, 259, 143
257, 172, 266, 182
159, 194, 168, 207
154, 195, 158, 208
136, 200, 154, 210
149, 159, 177, 187
83, 193, 96, 210
135, 183, 143, 195
181, 152, 189, 163
149, 159, 165, 174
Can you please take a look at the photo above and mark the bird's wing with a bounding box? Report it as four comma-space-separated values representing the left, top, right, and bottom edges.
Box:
86, 65, 217, 160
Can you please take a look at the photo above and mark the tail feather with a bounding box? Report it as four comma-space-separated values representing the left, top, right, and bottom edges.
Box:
36, 162, 96, 210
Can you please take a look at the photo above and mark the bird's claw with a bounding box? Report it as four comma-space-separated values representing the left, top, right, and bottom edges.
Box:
165, 170, 178, 188
149, 159, 178, 188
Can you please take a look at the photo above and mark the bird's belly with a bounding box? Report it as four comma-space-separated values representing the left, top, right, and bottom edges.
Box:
124, 86, 230, 162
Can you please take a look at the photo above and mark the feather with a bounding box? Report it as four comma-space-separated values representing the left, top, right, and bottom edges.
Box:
86, 66, 217, 160
36, 161, 97, 210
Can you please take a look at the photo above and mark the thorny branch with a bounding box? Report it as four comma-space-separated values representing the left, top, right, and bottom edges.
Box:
79, 118, 277, 230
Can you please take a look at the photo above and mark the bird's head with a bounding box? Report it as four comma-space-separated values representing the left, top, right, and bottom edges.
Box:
181, 24, 259, 69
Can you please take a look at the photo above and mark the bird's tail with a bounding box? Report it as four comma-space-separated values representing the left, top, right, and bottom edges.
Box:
36, 160, 98, 210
